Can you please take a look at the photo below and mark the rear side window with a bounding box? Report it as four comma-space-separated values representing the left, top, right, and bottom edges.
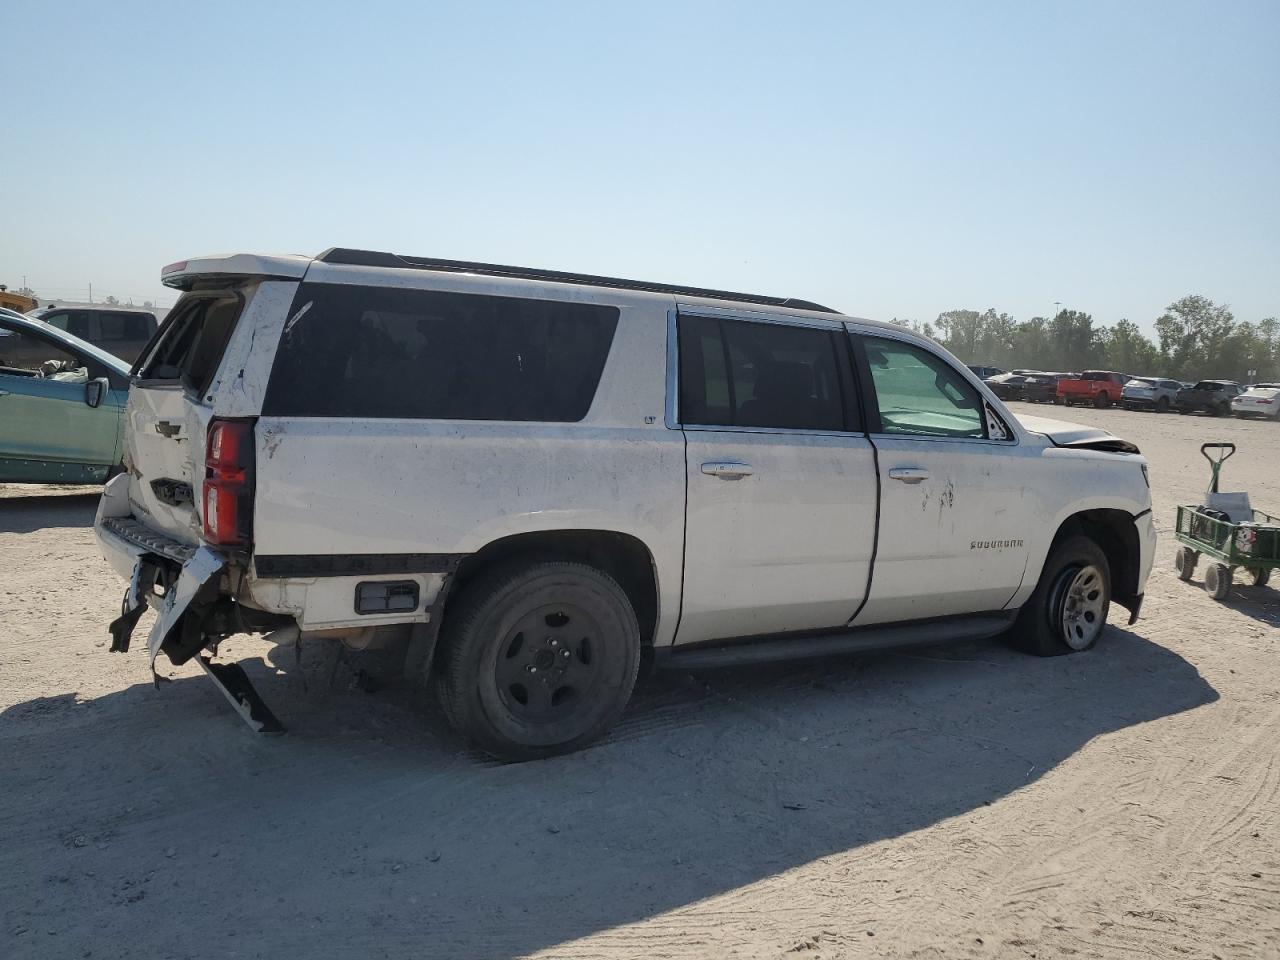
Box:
99, 312, 154, 340
678, 315, 852, 431
262, 283, 619, 422
137, 293, 244, 393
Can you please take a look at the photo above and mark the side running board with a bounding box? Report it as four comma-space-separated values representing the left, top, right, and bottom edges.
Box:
656, 613, 1015, 670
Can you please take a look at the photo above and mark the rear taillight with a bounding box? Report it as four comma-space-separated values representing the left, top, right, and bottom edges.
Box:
203, 419, 255, 546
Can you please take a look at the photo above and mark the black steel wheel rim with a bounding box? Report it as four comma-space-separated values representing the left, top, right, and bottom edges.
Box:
494, 602, 606, 723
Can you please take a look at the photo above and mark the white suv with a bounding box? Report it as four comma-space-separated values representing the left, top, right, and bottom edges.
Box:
96, 249, 1156, 760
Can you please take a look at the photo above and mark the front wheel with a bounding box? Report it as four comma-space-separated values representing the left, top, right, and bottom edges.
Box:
1095, 392, 1111, 409
1013, 535, 1111, 656
1204, 563, 1232, 600
1156, 396, 1171, 413
436, 560, 641, 761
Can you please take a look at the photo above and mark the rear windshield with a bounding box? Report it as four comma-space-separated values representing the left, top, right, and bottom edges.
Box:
262, 283, 619, 422
1128, 379, 1154, 388
135, 292, 245, 394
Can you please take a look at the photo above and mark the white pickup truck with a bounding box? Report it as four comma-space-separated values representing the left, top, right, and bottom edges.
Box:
96, 250, 1156, 760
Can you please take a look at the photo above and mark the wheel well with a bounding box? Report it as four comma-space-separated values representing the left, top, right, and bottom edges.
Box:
1053, 509, 1141, 605
444, 529, 659, 652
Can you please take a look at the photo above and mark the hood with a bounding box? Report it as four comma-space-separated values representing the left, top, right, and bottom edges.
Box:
1014, 414, 1140, 454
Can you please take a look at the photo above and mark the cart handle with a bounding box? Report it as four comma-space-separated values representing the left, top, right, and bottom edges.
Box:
1201, 442, 1236, 493
1200, 442, 1236, 462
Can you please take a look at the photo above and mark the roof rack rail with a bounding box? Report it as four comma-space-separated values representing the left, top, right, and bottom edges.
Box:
314, 248, 839, 314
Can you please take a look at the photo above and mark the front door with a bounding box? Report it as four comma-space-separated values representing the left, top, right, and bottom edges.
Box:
675, 311, 878, 645
851, 330, 1033, 625
0, 321, 120, 476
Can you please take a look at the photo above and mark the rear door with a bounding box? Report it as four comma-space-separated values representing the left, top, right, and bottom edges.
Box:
851, 329, 1033, 625
676, 311, 878, 645
125, 290, 249, 542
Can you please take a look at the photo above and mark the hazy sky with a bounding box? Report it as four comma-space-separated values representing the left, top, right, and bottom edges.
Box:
3, 0, 1277, 331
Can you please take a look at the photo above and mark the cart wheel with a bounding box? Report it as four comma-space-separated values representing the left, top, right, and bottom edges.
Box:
1248, 567, 1271, 588
1204, 563, 1232, 601
1174, 547, 1199, 582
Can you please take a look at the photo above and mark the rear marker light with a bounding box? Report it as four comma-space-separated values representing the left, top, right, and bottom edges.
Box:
355, 581, 420, 615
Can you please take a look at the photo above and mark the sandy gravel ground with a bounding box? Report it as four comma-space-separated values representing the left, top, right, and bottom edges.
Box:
2, 406, 1278, 960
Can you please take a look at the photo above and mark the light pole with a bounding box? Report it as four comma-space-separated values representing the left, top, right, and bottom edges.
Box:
1053, 300, 1062, 319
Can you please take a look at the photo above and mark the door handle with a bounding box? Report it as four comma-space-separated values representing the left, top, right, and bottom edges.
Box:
888, 467, 930, 484
701, 461, 754, 480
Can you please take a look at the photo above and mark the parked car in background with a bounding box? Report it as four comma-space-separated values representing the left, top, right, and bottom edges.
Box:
1022, 372, 1072, 404
93, 248, 1154, 761
0, 308, 130, 483
1122, 377, 1182, 412
1230, 383, 1280, 420
967, 364, 1005, 379
1057, 370, 1129, 408
1176, 380, 1242, 416
983, 371, 1032, 401
30, 306, 158, 364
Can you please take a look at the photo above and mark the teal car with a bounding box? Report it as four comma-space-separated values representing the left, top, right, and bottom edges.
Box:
0, 308, 132, 484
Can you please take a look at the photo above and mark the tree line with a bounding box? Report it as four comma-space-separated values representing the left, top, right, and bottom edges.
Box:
893, 295, 1279, 383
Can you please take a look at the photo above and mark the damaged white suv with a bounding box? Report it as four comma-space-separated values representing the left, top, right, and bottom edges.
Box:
96, 249, 1156, 760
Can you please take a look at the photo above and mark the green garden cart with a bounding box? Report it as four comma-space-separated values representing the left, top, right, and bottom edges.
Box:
1174, 443, 1280, 600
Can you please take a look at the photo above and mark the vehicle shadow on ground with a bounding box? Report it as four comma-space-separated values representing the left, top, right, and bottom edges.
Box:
0, 628, 1216, 959
0, 491, 98, 534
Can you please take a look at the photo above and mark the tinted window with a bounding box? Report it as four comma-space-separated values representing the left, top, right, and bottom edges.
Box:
679, 316, 850, 431
263, 283, 619, 422
862, 336, 987, 439
99, 312, 152, 340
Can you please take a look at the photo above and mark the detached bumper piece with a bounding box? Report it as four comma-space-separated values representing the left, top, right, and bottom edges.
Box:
106, 544, 286, 735
197, 657, 286, 734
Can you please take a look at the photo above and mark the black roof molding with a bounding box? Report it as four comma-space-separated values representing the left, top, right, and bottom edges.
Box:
314, 248, 838, 314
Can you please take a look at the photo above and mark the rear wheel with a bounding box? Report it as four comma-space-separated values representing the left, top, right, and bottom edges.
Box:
1174, 547, 1198, 581
1204, 563, 1232, 600
1248, 567, 1271, 587
436, 560, 641, 761
1013, 535, 1111, 656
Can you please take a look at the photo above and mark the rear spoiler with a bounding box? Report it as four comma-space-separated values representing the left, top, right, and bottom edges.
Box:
161, 254, 312, 291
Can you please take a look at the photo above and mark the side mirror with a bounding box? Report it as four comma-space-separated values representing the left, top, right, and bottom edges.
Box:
85, 377, 109, 409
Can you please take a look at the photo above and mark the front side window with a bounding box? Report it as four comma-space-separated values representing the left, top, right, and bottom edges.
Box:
263, 284, 619, 421
0, 322, 89, 381
861, 336, 987, 439
678, 315, 850, 431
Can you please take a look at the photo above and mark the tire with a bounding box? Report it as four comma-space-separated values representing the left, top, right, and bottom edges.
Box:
1204, 563, 1232, 600
1156, 396, 1171, 413
1249, 567, 1271, 587
1216, 403, 1230, 418
1174, 547, 1198, 582
1095, 392, 1111, 409
1013, 535, 1111, 656
436, 560, 640, 762
1123, 403, 1135, 411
